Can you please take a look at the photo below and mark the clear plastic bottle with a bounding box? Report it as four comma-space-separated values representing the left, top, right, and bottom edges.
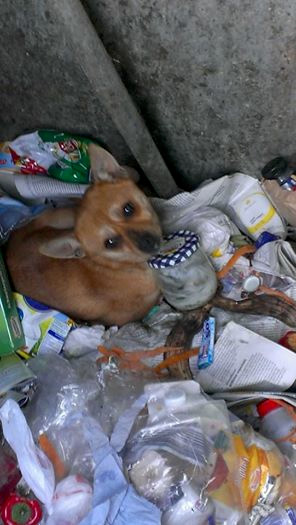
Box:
148, 230, 217, 310
257, 400, 296, 465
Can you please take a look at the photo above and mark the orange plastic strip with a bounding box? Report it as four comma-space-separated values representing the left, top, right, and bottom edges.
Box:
154, 347, 198, 373
216, 245, 256, 279
97, 345, 198, 375
39, 433, 67, 480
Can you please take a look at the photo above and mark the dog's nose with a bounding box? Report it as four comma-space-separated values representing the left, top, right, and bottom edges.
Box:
129, 231, 161, 254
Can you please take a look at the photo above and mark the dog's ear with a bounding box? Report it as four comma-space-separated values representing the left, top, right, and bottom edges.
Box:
89, 143, 128, 183
39, 232, 85, 259
121, 166, 140, 183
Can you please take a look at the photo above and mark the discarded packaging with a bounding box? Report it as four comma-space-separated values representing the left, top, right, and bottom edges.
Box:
257, 399, 296, 466
0, 251, 25, 355
122, 379, 296, 524
152, 173, 286, 241
14, 294, 74, 358
261, 156, 296, 191
0, 399, 55, 513
197, 316, 215, 369
0, 354, 36, 407
46, 475, 93, 525
263, 179, 296, 228
0, 130, 98, 183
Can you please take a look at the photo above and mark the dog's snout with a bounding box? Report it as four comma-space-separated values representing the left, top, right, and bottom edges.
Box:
129, 230, 161, 254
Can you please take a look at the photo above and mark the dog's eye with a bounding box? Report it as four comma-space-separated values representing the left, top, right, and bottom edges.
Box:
123, 202, 135, 217
104, 236, 121, 249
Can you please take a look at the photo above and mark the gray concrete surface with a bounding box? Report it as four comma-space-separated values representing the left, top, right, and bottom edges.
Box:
1, 0, 296, 189
51, 0, 178, 198
0, 1, 131, 164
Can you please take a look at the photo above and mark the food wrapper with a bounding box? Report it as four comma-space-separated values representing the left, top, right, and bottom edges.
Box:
14, 293, 74, 358
0, 130, 101, 184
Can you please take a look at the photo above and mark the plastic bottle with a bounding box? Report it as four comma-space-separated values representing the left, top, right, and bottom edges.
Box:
257, 400, 296, 463
260, 506, 296, 525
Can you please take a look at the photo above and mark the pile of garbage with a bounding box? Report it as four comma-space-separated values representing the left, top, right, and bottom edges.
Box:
0, 130, 295, 525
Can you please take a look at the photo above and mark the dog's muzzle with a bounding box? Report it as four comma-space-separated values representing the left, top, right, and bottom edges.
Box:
128, 230, 161, 254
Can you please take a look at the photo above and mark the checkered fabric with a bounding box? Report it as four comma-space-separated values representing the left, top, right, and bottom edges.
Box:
148, 230, 199, 269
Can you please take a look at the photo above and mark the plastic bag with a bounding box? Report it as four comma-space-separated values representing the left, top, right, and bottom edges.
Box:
63, 323, 117, 358
46, 475, 93, 525
122, 380, 243, 524
0, 130, 100, 183
0, 398, 55, 512
152, 174, 286, 243
252, 239, 296, 279
24, 354, 102, 481
0, 195, 46, 243
151, 203, 239, 261
220, 263, 295, 302
79, 415, 161, 525
122, 380, 296, 524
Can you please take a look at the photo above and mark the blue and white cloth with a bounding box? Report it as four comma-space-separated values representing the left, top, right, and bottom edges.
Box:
80, 396, 161, 525
149, 230, 198, 269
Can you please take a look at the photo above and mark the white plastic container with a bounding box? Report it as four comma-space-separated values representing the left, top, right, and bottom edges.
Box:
148, 230, 217, 311
226, 174, 286, 240
257, 400, 296, 464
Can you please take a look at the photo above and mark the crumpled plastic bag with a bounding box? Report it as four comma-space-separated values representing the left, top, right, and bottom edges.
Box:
64, 324, 118, 358
0, 194, 46, 243
0, 384, 160, 525
151, 202, 239, 260
253, 238, 296, 279
24, 354, 101, 481
46, 475, 93, 525
0, 399, 55, 512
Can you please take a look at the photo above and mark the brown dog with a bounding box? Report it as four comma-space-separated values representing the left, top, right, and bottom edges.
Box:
5, 144, 162, 325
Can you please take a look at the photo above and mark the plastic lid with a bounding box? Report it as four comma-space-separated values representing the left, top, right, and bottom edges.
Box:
164, 388, 186, 408
242, 275, 261, 293
261, 157, 288, 179
148, 230, 198, 269
257, 399, 281, 418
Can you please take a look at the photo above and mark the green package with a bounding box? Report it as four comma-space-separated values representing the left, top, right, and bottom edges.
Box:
0, 251, 25, 355
1, 130, 103, 184
38, 130, 99, 184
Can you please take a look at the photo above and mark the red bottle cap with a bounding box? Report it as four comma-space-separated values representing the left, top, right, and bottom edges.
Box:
257, 399, 281, 418
1, 494, 42, 525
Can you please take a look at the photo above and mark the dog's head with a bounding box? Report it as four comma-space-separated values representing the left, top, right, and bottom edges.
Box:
39, 144, 162, 264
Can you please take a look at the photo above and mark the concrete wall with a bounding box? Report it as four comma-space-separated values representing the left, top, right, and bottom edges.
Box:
0, 0, 132, 165
1, 0, 296, 189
